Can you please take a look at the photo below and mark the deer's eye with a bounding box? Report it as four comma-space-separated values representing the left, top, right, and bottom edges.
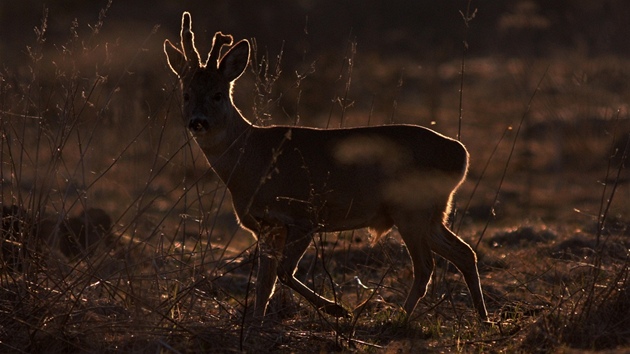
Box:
212, 92, 223, 102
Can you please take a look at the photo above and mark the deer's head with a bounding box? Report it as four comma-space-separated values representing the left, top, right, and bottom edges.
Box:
164, 12, 250, 136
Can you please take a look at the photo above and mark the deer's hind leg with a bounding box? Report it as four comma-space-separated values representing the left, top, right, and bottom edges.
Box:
393, 211, 436, 316
428, 221, 488, 321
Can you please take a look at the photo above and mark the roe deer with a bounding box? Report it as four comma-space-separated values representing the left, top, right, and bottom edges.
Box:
164, 12, 488, 321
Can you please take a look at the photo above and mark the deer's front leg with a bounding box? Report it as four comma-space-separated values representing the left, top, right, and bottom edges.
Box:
276, 227, 350, 318
254, 225, 286, 319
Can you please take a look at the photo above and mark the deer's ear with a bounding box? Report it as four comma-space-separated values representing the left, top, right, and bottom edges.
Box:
218, 39, 250, 82
164, 39, 186, 77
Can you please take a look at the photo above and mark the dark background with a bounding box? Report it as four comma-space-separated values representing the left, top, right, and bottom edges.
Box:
2, 0, 629, 66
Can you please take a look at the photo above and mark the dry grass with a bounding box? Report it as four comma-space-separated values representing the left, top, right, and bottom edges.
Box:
1, 3, 629, 353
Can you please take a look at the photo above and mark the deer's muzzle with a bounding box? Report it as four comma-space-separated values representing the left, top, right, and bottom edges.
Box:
188, 117, 211, 133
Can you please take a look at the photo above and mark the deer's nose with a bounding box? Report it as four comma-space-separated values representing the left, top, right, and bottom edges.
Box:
188, 117, 210, 133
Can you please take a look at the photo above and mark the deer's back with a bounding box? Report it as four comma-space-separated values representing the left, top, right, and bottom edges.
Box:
254, 124, 468, 177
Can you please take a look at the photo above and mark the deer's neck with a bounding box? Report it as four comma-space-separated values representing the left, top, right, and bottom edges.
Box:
193, 107, 254, 182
